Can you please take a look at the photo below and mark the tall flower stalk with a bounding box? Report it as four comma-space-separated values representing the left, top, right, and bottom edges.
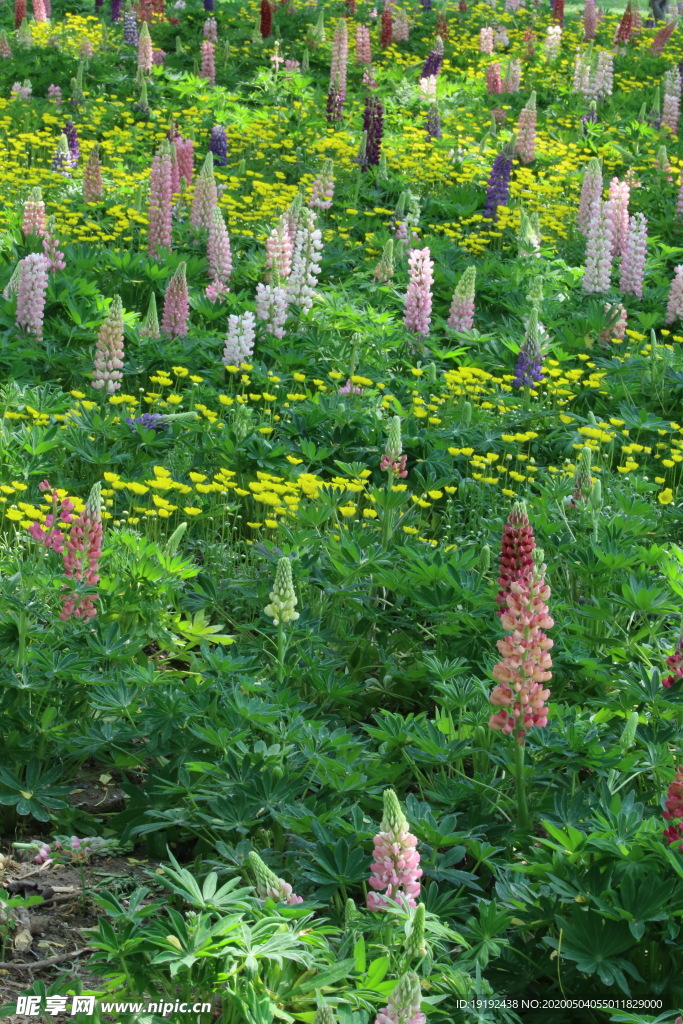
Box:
367, 790, 422, 911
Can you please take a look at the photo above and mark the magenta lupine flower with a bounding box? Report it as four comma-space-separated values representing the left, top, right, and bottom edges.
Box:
92, 296, 125, 393
22, 188, 46, 238
0, 31, 12, 59
578, 158, 602, 235
486, 63, 503, 94
515, 92, 536, 164
480, 26, 494, 53
373, 973, 425, 1024
448, 266, 476, 331
403, 247, 433, 338
201, 40, 216, 84
175, 137, 194, 187
583, 0, 597, 39
666, 266, 683, 324
286, 209, 323, 314
582, 198, 614, 294
619, 212, 647, 299
608, 177, 630, 256
60, 482, 103, 623
496, 500, 536, 614
247, 852, 303, 906
662, 621, 683, 689
489, 551, 553, 745
148, 140, 173, 256
662, 68, 681, 135
83, 145, 103, 203
255, 283, 288, 338
32, 0, 47, 21
161, 262, 190, 337
327, 19, 348, 122
15, 253, 50, 339
42, 225, 66, 273
206, 207, 232, 300
310, 159, 335, 209
137, 20, 153, 72
663, 766, 683, 849
367, 790, 422, 911
223, 311, 256, 365
356, 23, 371, 62
28, 481, 74, 553
190, 153, 218, 232
265, 216, 294, 283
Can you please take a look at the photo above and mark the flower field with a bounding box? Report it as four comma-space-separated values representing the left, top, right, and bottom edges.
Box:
3, 0, 683, 1018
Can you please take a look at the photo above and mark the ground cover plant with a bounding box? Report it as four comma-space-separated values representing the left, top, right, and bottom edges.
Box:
2, 0, 683, 1020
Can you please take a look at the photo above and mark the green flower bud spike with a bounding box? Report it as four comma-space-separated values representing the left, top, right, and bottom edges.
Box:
313, 1007, 337, 1024
619, 711, 638, 752
381, 788, 409, 834
265, 557, 299, 682
405, 902, 427, 958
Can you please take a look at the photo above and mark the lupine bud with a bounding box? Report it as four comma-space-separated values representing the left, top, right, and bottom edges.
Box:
447, 266, 475, 331
138, 20, 152, 72
140, 292, 160, 339
247, 851, 303, 904
404, 903, 427, 958
619, 711, 638, 751
264, 557, 299, 625
589, 479, 602, 511
373, 972, 425, 1024
313, 1008, 336, 1024
461, 400, 472, 427
570, 446, 593, 506
161, 262, 190, 338
479, 543, 491, 574
344, 897, 360, 930
373, 238, 394, 282
367, 790, 422, 911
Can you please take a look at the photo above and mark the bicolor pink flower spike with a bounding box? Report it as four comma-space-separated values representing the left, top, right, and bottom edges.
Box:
201, 39, 215, 84
489, 548, 553, 745
206, 206, 232, 300
247, 851, 303, 906
608, 177, 629, 256
619, 212, 647, 299
161, 262, 190, 338
665, 266, 683, 325
373, 972, 426, 1024
60, 482, 103, 623
515, 92, 536, 164
15, 253, 50, 339
148, 140, 173, 256
367, 789, 422, 911
92, 296, 125, 393
447, 266, 475, 331
582, 198, 614, 294
137, 20, 153, 72
22, 187, 46, 237
83, 145, 103, 204
190, 152, 218, 232
403, 247, 433, 338
577, 158, 602, 236
496, 499, 535, 614
663, 766, 683, 849
28, 480, 74, 553
662, 620, 683, 689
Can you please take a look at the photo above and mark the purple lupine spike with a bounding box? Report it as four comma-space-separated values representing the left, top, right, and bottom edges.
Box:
64, 121, 80, 165
209, 125, 228, 166
204, 0, 214, 10
420, 36, 444, 79
362, 98, 383, 170
110, 0, 122, 21
126, 413, 168, 432
426, 104, 441, 138
483, 146, 513, 220
123, 11, 138, 45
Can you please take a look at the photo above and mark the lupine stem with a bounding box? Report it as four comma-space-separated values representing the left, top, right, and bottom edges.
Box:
277, 619, 285, 682
513, 738, 530, 830
381, 468, 394, 547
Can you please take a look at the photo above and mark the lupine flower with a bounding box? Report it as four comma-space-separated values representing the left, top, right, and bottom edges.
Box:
496, 500, 535, 614
448, 266, 476, 331
515, 92, 536, 163
373, 238, 394, 282
190, 152, 218, 231
327, 19, 348, 122
650, 19, 677, 57
544, 24, 562, 61
483, 145, 513, 221
494, 25, 509, 48
206, 207, 232, 299
201, 40, 216, 84
265, 215, 294, 282
28, 481, 74, 553
583, 0, 597, 38
209, 124, 227, 166
578, 158, 602, 235
60, 482, 103, 623
14, 0, 26, 28
381, 415, 408, 478
367, 790, 422, 911
64, 121, 79, 166
248, 851, 303, 904
514, 308, 544, 388
138, 21, 153, 72
663, 766, 683, 848
362, 97, 383, 169
373, 972, 425, 1024
16, 254, 50, 339
380, 8, 392, 47
286, 208, 323, 313
264, 556, 299, 625
613, 0, 633, 44
593, 50, 613, 100
503, 59, 522, 93
175, 137, 194, 186
663, 621, 683, 689
0, 32, 13, 58
309, 159, 335, 209
600, 301, 627, 343
22, 188, 46, 238
569, 446, 593, 506
356, 24, 371, 63
148, 140, 173, 255
51, 133, 72, 177
203, 16, 218, 42
421, 36, 444, 78
92, 296, 125, 393
608, 177, 629, 256
394, 10, 410, 41
486, 63, 503, 94
480, 26, 494, 53
161, 262, 189, 337
126, 412, 168, 432
619, 212, 647, 299
42, 220, 66, 273
666, 266, 683, 324
47, 84, 62, 107
489, 548, 553, 744
260, 0, 272, 38
16, 21, 31, 48
123, 10, 139, 45
662, 67, 681, 134
140, 292, 160, 339
582, 198, 614, 294
223, 311, 256, 365
403, 247, 433, 338
255, 282, 288, 338
425, 104, 441, 138
83, 145, 103, 204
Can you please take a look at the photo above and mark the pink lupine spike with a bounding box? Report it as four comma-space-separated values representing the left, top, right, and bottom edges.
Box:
367, 789, 422, 911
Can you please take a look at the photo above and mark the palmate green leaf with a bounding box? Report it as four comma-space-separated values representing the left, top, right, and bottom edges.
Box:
548, 915, 642, 993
